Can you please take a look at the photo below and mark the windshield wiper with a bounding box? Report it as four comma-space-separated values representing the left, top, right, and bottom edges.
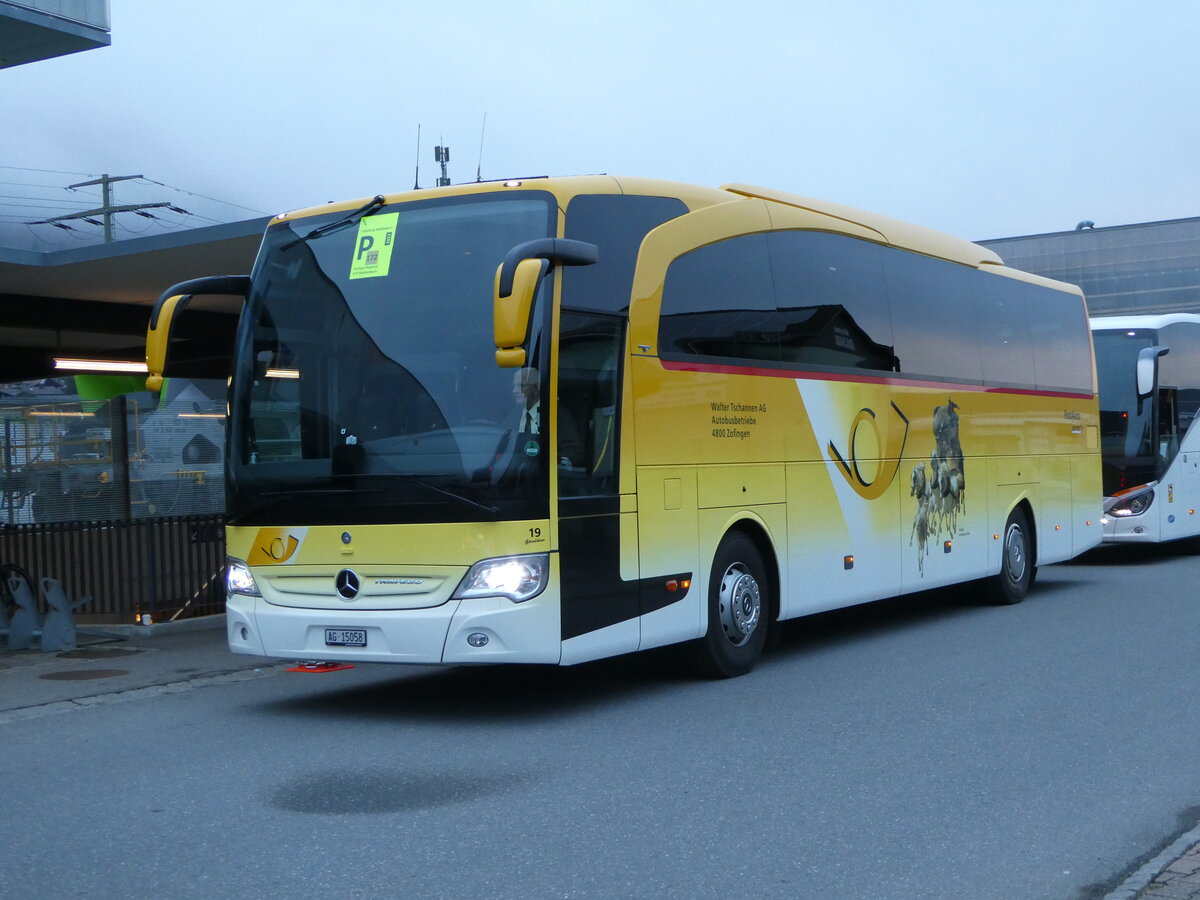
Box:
280, 195, 386, 251
227, 486, 381, 523
409, 477, 500, 517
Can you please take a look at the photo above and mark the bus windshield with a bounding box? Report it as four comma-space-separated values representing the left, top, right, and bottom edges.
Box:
1093, 328, 1158, 494
227, 192, 556, 525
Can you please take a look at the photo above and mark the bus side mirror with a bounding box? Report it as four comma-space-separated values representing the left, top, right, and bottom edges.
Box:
146, 275, 251, 391
493, 258, 548, 368
493, 238, 599, 368
1136, 345, 1169, 400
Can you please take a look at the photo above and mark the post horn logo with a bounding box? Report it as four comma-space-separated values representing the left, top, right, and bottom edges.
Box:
827, 401, 910, 500
247, 528, 304, 565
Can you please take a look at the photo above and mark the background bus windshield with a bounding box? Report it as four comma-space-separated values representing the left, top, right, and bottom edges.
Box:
227, 192, 555, 525
1094, 328, 1159, 494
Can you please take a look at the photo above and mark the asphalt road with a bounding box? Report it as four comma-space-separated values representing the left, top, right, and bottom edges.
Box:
3, 541, 1200, 899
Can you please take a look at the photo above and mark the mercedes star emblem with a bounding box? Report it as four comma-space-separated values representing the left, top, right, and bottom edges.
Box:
335, 569, 360, 600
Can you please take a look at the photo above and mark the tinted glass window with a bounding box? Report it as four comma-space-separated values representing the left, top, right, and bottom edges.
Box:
660, 234, 780, 363
557, 311, 623, 498
973, 273, 1036, 388
1092, 328, 1159, 493
1026, 283, 1092, 392
768, 231, 896, 371
226, 192, 556, 526
1157, 323, 1200, 392
658, 227, 1087, 393
883, 248, 982, 383
564, 194, 688, 313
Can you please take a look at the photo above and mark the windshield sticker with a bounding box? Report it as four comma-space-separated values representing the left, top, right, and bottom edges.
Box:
348, 212, 399, 280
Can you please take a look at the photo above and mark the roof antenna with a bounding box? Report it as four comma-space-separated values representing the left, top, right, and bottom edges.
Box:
413, 124, 422, 190
476, 113, 487, 182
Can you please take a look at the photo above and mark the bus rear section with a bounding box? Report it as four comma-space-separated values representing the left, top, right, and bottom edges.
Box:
626, 184, 1102, 677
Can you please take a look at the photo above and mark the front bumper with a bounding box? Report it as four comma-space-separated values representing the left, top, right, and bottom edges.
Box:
226, 590, 561, 665
1099, 512, 1157, 543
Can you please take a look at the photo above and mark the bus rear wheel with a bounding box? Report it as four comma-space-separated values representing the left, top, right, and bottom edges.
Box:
690, 532, 770, 678
987, 507, 1034, 605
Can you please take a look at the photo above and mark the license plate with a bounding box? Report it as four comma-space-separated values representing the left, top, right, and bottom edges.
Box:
325, 628, 366, 647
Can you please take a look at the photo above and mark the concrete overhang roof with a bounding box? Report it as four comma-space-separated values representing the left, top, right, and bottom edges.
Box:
0, 217, 269, 381
0, 2, 111, 68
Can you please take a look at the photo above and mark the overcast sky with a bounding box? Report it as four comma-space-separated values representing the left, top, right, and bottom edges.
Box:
2, 0, 1199, 244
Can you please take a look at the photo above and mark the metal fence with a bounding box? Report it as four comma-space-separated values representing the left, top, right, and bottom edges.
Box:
0, 514, 225, 624
1, 382, 227, 623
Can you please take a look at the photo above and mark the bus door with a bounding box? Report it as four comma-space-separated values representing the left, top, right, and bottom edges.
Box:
1174, 389, 1200, 536
1158, 386, 1200, 539
556, 311, 641, 662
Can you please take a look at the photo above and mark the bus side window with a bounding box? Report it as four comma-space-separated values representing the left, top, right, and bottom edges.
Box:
769, 230, 895, 372
1159, 387, 1180, 463
658, 234, 780, 363
558, 311, 623, 498
974, 275, 1036, 390
1176, 389, 1200, 435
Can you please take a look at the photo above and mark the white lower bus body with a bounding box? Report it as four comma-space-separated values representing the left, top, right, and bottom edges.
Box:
1101, 447, 1200, 543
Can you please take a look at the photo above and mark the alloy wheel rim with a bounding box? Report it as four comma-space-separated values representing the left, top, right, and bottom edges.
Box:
718, 562, 761, 647
1004, 523, 1027, 583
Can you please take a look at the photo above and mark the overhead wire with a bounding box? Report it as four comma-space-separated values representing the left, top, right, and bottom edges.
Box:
136, 177, 269, 215
0, 198, 96, 208
0, 164, 97, 177
0, 167, 267, 248
0, 180, 97, 190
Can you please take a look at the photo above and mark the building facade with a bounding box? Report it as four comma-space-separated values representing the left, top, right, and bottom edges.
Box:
980, 217, 1200, 317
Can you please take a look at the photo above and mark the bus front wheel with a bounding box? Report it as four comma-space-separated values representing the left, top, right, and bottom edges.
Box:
690, 532, 770, 678
987, 507, 1034, 605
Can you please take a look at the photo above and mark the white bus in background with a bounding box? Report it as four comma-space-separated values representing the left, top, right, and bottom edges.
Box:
1091, 313, 1200, 543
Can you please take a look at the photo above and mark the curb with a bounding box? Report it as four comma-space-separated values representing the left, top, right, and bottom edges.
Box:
81, 613, 226, 640
1105, 821, 1200, 899
0, 662, 285, 725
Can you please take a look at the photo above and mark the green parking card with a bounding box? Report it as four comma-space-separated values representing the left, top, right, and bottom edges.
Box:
348, 212, 399, 279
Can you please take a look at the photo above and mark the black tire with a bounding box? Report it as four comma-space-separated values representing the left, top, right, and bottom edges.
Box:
689, 532, 770, 678
987, 507, 1034, 605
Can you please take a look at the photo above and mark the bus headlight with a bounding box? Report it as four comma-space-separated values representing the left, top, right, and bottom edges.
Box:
1106, 486, 1155, 517
226, 557, 261, 596
453, 554, 549, 603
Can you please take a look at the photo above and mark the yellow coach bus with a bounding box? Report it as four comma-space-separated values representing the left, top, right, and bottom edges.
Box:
146, 176, 1102, 677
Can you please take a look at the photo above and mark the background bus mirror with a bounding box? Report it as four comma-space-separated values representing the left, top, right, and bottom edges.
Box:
1136, 345, 1169, 400
146, 275, 250, 390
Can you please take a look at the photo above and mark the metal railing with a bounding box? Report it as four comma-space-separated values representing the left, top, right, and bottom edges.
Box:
0, 514, 225, 623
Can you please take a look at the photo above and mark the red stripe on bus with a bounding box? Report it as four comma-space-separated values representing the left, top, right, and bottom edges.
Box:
656, 358, 1095, 400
